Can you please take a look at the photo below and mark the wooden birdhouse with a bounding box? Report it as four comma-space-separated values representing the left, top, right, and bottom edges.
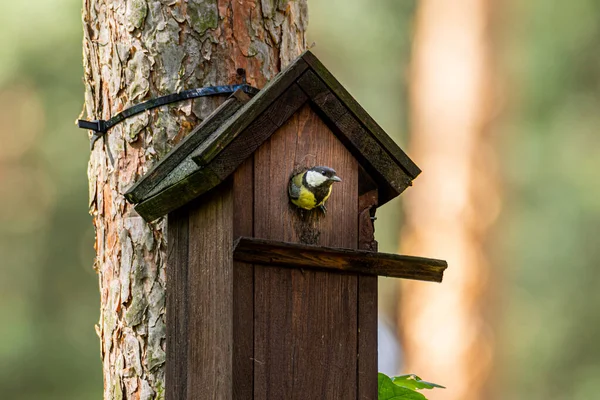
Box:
124, 51, 447, 400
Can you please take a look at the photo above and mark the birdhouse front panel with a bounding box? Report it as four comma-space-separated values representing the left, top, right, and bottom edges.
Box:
253, 104, 358, 246
245, 103, 362, 399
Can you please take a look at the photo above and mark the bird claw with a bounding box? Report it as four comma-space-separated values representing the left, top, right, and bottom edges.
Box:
318, 204, 327, 214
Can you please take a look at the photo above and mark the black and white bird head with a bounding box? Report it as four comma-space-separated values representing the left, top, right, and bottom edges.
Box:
304, 166, 342, 188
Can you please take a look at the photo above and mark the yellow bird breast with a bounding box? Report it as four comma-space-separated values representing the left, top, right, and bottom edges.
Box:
291, 185, 332, 210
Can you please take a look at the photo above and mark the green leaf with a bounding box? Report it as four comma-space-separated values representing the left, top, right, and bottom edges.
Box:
378, 373, 428, 400
392, 374, 446, 390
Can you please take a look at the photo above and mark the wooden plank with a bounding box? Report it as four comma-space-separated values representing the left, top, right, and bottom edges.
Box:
190, 58, 309, 166
207, 113, 277, 180
186, 182, 234, 399
165, 208, 189, 400
206, 84, 308, 181
233, 237, 447, 282
232, 158, 254, 400
358, 163, 378, 197
124, 91, 249, 204
297, 70, 413, 205
358, 195, 378, 251
133, 167, 222, 222
254, 264, 358, 399
301, 50, 421, 179
357, 168, 379, 400
253, 105, 359, 399
135, 84, 309, 222
252, 104, 359, 247
357, 275, 377, 400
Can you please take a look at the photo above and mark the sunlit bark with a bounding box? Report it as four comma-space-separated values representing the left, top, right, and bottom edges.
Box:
82, 1, 307, 397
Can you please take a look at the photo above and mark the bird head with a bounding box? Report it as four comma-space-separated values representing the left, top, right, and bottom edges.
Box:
305, 166, 342, 188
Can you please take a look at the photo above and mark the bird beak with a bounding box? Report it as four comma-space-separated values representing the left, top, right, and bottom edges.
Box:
330, 175, 342, 182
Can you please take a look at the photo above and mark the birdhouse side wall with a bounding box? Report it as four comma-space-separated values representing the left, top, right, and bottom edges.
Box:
166, 182, 234, 400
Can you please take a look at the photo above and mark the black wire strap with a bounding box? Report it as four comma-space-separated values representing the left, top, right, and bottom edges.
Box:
79, 75, 259, 149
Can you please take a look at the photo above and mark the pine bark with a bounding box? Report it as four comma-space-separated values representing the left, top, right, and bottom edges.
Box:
398, 1, 499, 399
81, 1, 307, 398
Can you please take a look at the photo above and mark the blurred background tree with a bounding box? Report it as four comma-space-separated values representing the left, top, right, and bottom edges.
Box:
495, 1, 600, 398
397, 1, 497, 399
1, 0, 600, 399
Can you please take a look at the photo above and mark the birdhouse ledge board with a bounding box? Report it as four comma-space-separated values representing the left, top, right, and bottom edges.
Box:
122, 50, 448, 400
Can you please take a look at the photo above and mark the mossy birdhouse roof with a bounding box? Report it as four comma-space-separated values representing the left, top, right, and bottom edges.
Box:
124, 50, 421, 222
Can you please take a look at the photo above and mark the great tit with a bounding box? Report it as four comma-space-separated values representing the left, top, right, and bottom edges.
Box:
288, 166, 342, 212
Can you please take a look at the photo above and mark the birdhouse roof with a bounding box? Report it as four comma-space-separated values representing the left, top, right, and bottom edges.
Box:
125, 50, 421, 221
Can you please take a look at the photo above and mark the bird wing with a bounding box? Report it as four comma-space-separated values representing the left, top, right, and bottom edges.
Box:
288, 173, 303, 200
315, 185, 333, 207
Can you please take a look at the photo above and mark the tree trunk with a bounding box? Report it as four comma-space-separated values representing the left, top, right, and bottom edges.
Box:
81, 1, 307, 398
398, 1, 499, 399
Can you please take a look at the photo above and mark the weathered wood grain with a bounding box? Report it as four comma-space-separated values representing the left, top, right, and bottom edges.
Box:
357, 275, 378, 400
127, 50, 425, 224
191, 58, 309, 167
252, 105, 359, 399
206, 84, 308, 181
301, 50, 421, 179
186, 182, 233, 399
232, 158, 254, 400
133, 167, 222, 222
129, 51, 425, 222
166, 208, 189, 400
358, 191, 378, 252
297, 70, 414, 205
252, 104, 359, 246
254, 264, 358, 399
135, 84, 309, 222
125, 92, 249, 204
357, 170, 379, 400
233, 237, 447, 282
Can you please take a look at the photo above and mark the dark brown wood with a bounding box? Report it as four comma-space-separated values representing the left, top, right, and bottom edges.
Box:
297, 70, 413, 205
357, 276, 377, 400
301, 51, 421, 179
127, 51, 425, 222
191, 59, 309, 166
186, 182, 234, 398
134, 85, 309, 222
358, 190, 378, 252
205, 84, 309, 181
254, 265, 358, 399
252, 105, 359, 399
233, 237, 447, 282
166, 207, 189, 400
252, 104, 359, 247
125, 91, 249, 204
134, 167, 222, 222
232, 158, 254, 400
358, 164, 379, 197
357, 172, 379, 400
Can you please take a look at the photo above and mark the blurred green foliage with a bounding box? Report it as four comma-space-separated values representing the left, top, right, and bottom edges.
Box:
0, 0, 101, 399
378, 373, 427, 400
1, 0, 599, 399
497, 1, 600, 399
